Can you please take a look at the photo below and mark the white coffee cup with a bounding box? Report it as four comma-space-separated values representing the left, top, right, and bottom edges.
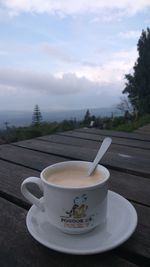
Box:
21, 161, 110, 234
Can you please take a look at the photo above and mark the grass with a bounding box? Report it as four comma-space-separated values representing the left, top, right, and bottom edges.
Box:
113, 114, 150, 132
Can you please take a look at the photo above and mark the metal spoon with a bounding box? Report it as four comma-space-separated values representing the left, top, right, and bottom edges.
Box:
87, 137, 112, 176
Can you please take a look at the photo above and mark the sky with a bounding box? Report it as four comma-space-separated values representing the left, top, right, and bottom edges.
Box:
0, 0, 150, 111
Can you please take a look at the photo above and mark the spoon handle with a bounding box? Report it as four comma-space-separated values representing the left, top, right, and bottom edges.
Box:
88, 137, 112, 176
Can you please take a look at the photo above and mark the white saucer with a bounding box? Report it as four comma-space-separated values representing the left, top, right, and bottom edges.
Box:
26, 191, 137, 255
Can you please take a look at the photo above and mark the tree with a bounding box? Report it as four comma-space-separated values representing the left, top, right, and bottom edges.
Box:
83, 109, 91, 124
123, 28, 150, 114
117, 96, 133, 114
4, 121, 9, 130
32, 104, 42, 126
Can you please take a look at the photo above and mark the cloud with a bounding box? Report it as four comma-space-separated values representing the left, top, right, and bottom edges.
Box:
0, 67, 126, 110
72, 47, 137, 84
2, 0, 150, 16
41, 43, 101, 67
41, 41, 137, 73
0, 39, 137, 98
41, 43, 77, 63
0, 84, 17, 95
73, 62, 130, 85
112, 48, 138, 61
0, 68, 103, 95
119, 30, 141, 39
89, 9, 126, 23
0, 66, 126, 110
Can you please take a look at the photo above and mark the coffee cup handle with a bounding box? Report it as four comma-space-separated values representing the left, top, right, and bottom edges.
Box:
21, 177, 45, 211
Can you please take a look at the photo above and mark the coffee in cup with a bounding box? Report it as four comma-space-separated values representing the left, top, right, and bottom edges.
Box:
21, 161, 110, 234
46, 165, 104, 187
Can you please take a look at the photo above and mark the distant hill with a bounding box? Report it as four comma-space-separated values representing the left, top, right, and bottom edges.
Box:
0, 107, 123, 129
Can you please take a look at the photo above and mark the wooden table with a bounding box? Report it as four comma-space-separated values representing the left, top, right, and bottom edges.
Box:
0, 127, 150, 267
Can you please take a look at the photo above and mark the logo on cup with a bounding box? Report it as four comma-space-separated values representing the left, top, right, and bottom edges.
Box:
60, 194, 94, 228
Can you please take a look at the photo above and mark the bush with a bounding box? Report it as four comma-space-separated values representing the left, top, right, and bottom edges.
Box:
0, 119, 79, 144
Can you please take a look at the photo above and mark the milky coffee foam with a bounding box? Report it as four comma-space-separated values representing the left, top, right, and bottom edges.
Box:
46, 166, 104, 187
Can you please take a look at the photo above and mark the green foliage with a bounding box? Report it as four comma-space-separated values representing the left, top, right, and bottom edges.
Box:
32, 104, 42, 126
113, 114, 150, 132
58, 119, 79, 132
123, 28, 150, 115
117, 96, 133, 114
0, 120, 79, 144
0, 107, 150, 144
83, 109, 91, 125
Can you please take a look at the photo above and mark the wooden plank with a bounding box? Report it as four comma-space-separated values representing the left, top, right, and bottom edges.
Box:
13, 139, 150, 177
0, 197, 139, 267
76, 128, 150, 141
135, 124, 150, 134
102, 150, 150, 178
108, 170, 150, 207
135, 129, 150, 135
0, 144, 67, 171
138, 124, 150, 129
0, 160, 40, 208
136, 128, 150, 133
16, 134, 150, 160
56, 130, 150, 150
38, 134, 100, 149
0, 158, 149, 208
121, 202, 150, 261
